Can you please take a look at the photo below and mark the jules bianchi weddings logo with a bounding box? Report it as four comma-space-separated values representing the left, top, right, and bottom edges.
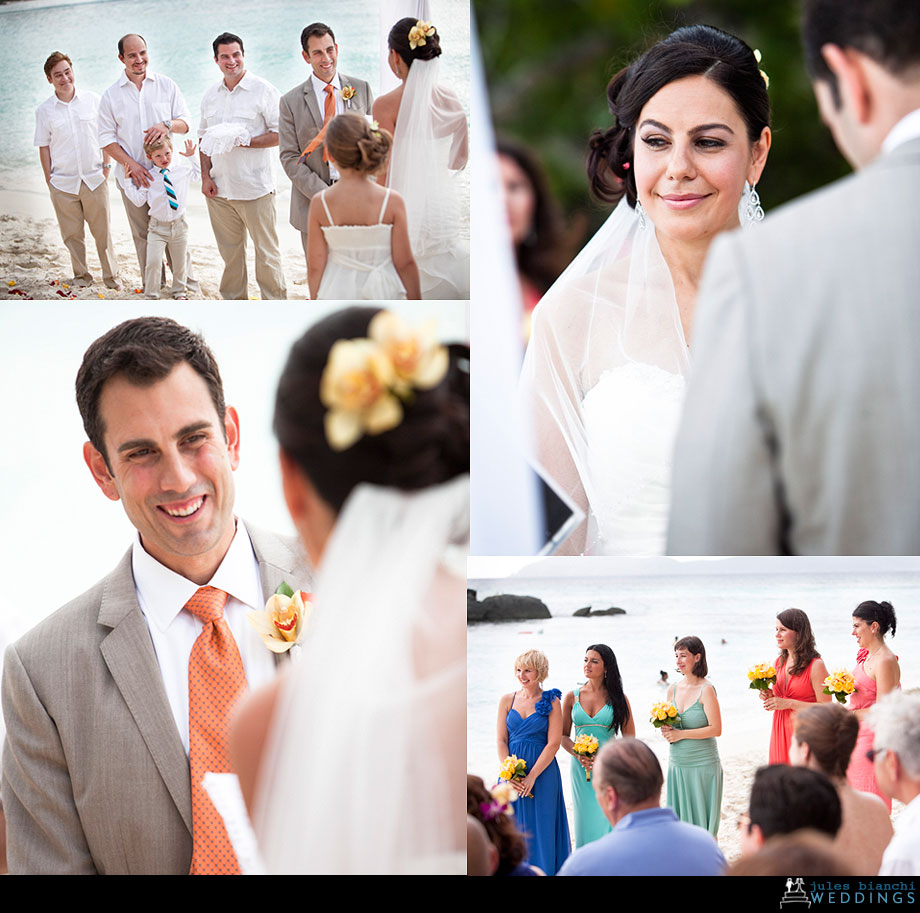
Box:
779, 880, 916, 908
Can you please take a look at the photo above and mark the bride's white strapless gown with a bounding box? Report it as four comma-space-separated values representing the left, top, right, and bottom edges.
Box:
582, 362, 686, 555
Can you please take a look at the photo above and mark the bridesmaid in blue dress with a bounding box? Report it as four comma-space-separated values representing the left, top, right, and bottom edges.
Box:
561, 644, 634, 847
497, 649, 571, 874
660, 635, 723, 837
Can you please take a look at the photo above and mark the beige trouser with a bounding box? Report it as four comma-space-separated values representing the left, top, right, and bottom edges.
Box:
119, 185, 197, 290
49, 180, 120, 285
205, 192, 287, 300
144, 217, 189, 299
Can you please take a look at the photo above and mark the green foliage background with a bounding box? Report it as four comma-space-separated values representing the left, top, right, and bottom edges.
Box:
477, 0, 851, 244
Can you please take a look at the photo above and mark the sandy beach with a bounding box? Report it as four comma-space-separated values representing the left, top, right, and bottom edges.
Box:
0, 175, 317, 301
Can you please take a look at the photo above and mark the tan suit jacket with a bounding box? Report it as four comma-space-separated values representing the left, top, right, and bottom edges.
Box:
1, 525, 311, 874
278, 73, 373, 232
668, 136, 920, 554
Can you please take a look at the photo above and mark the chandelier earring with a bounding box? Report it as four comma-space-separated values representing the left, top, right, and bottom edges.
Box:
635, 199, 648, 231
740, 181, 765, 227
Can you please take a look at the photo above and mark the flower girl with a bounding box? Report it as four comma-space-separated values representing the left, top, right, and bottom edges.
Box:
306, 114, 420, 300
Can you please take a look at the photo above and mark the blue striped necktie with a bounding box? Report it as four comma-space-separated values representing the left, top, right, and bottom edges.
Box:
161, 168, 178, 210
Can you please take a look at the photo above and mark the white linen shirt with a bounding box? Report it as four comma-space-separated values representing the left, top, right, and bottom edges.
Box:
878, 793, 920, 876
122, 153, 200, 221
882, 107, 920, 156
131, 519, 278, 755
311, 71, 344, 181
98, 70, 191, 192
198, 71, 281, 201
34, 89, 106, 193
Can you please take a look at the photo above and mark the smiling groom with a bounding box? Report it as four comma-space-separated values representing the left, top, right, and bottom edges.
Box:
1, 317, 312, 874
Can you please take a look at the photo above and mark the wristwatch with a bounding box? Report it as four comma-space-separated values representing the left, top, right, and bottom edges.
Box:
164, 119, 172, 132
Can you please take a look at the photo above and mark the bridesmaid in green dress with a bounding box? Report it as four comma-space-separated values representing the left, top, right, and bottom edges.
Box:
561, 644, 634, 847
660, 636, 723, 837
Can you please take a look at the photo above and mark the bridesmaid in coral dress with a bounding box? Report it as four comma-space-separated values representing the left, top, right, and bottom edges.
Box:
762, 609, 831, 764
847, 601, 900, 810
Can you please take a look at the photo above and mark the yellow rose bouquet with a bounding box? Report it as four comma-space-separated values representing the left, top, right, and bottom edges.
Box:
748, 662, 777, 692
572, 733, 600, 781
650, 701, 681, 729
499, 754, 532, 798
822, 669, 856, 704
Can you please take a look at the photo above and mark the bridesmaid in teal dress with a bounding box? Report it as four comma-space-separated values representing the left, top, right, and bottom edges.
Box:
562, 644, 634, 847
660, 636, 723, 837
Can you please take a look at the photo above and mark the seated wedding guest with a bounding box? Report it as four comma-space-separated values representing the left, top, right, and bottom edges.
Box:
1, 316, 312, 874
496, 139, 569, 325
123, 136, 200, 299
306, 114, 419, 300
870, 691, 920, 876
467, 775, 539, 876
34, 52, 120, 289
557, 739, 725, 876
467, 815, 498, 876
790, 702, 893, 874
740, 765, 842, 858
727, 831, 857, 876
232, 307, 469, 874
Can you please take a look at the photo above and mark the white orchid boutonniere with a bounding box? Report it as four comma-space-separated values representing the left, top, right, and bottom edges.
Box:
341, 85, 356, 109
247, 581, 312, 653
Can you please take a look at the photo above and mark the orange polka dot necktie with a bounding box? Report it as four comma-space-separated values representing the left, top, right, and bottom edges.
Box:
322, 82, 335, 163
186, 586, 246, 875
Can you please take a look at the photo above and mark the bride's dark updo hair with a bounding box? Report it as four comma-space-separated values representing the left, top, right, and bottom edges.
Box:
587, 24, 771, 206
388, 17, 443, 66
274, 307, 469, 513
325, 113, 392, 174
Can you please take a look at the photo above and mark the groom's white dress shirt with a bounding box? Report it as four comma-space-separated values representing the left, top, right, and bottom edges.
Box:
132, 519, 277, 754
882, 107, 920, 155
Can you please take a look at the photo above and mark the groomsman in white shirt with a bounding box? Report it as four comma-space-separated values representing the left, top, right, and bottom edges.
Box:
98, 34, 197, 290
34, 52, 121, 289
199, 32, 286, 300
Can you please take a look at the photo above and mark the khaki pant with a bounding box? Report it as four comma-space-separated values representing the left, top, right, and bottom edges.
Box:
119, 185, 197, 291
49, 180, 119, 285
206, 192, 287, 300
145, 217, 189, 299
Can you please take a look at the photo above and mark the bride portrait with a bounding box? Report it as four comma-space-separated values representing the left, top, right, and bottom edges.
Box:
518, 25, 771, 555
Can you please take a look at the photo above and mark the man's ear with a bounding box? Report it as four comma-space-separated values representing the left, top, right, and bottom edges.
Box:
820, 43, 873, 125
83, 441, 121, 501
224, 406, 241, 470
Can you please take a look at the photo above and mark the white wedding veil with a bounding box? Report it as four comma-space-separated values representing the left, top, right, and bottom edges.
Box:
253, 474, 469, 874
518, 200, 689, 555
389, 57, 470, 298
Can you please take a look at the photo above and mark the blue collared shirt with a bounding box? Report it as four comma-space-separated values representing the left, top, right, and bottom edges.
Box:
557, 806, 726, 876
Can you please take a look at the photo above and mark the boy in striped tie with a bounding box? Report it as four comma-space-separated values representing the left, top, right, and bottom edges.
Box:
124, 136, 199, 298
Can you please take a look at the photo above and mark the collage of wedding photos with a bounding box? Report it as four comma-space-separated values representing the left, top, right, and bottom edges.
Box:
1, 0, 919, 888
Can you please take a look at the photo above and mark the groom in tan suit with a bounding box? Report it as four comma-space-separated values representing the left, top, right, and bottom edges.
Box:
278, 22, 373, 269
668, 0, 920, 555
1, 317, 311, 873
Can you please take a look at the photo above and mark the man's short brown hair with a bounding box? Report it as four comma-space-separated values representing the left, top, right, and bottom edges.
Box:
76, 317, 226, 469
594, 738, 664, 805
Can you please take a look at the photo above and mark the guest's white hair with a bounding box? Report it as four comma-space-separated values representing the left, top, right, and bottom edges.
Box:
869, 691, 920, 780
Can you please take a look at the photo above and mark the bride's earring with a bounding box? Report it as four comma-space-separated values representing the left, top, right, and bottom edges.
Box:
635, 200, 648, 231
740, 181, 765, 226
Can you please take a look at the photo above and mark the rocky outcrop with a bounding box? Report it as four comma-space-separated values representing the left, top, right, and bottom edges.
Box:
468, 590, 552, 622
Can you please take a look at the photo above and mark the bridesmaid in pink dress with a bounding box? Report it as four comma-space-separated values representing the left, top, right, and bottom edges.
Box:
847, 601, 900, 810
761, 609, 831, 764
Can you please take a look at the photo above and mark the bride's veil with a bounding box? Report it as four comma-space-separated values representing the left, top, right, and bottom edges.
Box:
389, 57, 469, 295
518, 201, 689, 554
252, 474, 469, 874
